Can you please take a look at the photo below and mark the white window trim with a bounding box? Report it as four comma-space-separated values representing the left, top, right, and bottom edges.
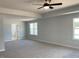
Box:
29, 22, 38, 36
73, 18, 79, 39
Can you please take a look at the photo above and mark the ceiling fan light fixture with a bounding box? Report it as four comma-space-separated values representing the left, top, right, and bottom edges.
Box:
37, 0, 62, 9
44, 6, 49, 9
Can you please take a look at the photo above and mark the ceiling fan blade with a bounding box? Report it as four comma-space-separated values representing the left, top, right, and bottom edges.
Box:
38, 6, 44, 9
49, 6, 54, 9
51, 3, 62, 6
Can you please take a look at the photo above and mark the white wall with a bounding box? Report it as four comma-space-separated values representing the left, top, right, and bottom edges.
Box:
24, 12, 79, 49
0, 14, 38, 52
17, 22, 25, 40
3, 15, 26, 41
3, 23, 12, 41
0, 16, 5, 52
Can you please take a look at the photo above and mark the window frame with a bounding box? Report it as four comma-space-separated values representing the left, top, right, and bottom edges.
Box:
73, 18, 79, 39
29, 22, 38, 36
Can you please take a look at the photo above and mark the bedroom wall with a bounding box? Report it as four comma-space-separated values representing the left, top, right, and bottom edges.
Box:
3, 15, 25, 41
0, 14, 31, 52
0, 16, 5, 52
24, 12, 79, 49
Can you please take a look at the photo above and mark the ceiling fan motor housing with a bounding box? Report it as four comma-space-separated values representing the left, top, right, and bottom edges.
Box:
38, 0, 62, 9
43, 3, 49, 6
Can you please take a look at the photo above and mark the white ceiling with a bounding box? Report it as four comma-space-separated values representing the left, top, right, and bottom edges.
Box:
0, 0, 79, 14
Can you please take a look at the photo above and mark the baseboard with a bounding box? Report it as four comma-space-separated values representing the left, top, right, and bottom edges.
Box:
5, 40, 16, 42
33, 39, 79, 50
0, 49, 5, 52
5, 40, 12, 42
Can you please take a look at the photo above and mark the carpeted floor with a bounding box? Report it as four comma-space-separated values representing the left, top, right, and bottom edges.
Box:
0, 40, 79, 58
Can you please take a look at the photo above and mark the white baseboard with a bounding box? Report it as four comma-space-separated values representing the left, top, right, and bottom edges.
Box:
5, 40, 16, 42
33, 39, 79, 50
0, 49, 5, 52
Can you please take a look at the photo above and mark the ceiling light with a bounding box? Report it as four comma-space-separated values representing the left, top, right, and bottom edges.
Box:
44, 6, 49, 9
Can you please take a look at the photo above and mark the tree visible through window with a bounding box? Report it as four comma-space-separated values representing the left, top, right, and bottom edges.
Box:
29, 22, 38, 35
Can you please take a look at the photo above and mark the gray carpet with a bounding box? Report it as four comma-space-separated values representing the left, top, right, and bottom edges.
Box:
0, 40, 79, 58
64, 51, 79, 58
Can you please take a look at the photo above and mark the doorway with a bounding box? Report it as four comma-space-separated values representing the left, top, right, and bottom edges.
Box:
11, 24, 18, 40
11, 22, 24, 41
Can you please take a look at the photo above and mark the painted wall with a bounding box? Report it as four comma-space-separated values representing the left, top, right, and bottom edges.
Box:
3, 23, 12, 41
17, 22, 25, 40
0, 14, 36, 51
0, 16, 5, 51
2, 15, 26, 42
24, 12, 79, 49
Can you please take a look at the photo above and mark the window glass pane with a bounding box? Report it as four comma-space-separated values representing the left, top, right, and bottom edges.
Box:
74, 29, 79, 34
29, 23, 34, 35
34, 23, 38, 35
74, 18, 79, 27
34, 23, 37, 28
29, 22, 38, 35
73, 18, 79, 39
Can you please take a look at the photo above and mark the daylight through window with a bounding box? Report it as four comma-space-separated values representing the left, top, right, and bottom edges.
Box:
29, 22, 38, 35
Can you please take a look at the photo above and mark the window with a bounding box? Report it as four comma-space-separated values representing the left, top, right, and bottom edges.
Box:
73, 18, 79, 39
29, 22, 38, 35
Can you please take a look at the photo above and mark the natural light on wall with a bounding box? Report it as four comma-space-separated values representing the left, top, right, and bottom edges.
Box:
73, 18, 79, 39
29, 22, 38, 35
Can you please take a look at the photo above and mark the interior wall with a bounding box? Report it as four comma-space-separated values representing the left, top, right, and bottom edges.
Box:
3, 23, 12, 41
17, 22, 25, 40
0, 16, 5, 51
0, 14, 30, 51
2, 15, 26, 41
24, 19, 40, 40
24, 12, 79, 49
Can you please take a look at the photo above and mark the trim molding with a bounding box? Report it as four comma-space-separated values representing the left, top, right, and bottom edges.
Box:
33, 39, 79, 50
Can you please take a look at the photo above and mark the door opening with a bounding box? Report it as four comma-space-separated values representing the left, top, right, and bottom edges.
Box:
11, 24, 18, 40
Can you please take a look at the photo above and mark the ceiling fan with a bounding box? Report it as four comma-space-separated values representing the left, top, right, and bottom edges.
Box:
37, 0, 62, 9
